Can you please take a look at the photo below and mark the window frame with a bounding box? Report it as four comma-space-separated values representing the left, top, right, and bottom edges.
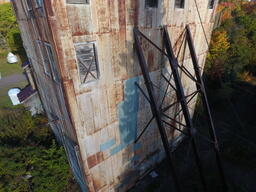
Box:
25, 0, 33, 11
35, 0, 43, 8
145, 0, 158, 9
208, 0, 215, 9
44, 42, 60, 83
66, 0, 89, 4
35, 40, 51, 76
175, 0, 185, 9
74, 41, 100, 84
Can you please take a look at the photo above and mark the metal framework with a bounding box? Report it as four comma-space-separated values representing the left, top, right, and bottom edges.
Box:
133, 25, 228, 191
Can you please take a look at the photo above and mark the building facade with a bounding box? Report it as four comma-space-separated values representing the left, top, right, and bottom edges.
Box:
12, 0, 218, 191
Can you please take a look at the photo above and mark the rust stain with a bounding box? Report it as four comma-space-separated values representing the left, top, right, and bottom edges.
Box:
87, 154, 97, 169
87, 151, 105, 169
118, 0, 126, 31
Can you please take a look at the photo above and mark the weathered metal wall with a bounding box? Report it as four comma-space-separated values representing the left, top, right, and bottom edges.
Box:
11, 0, 87, 190
12, 0, 218, 191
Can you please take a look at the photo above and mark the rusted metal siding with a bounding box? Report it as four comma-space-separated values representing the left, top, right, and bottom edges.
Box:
12, 0, 219, 191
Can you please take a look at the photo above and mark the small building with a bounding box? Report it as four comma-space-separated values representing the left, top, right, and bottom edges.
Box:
18, 61, 43, 116
11, 0, 219, 191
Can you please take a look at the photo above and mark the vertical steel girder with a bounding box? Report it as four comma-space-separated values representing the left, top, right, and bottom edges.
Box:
133, 25, 228, 192
185, 25, 228, 191
134, 28, 181, 192
163, 26, 208, 192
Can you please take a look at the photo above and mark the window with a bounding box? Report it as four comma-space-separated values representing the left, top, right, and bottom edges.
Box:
25, 0, 32, 10
208, 0, 215, 9
35, 0, 43, 8
44, 43, 60, 83
24, 0, 34, 18
75, 42, 99, 84
36, 40, 51, 76
66, 0, 89, 4
145, 0, 158, 8
175, 0, 185, 8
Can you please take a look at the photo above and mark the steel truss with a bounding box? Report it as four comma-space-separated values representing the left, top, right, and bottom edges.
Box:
133, 25, 228, 192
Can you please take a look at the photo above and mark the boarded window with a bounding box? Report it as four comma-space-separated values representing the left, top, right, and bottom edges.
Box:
75, 42, 99, 84
208, 0, 214, 9
36, 40, 51, 76
175, 0, 185, 8
44, 43, 60, 83
145, 0, 158, 8
66, 0, 88, 4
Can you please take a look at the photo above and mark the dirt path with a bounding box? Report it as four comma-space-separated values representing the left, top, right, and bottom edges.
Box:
0, 74, 27, 89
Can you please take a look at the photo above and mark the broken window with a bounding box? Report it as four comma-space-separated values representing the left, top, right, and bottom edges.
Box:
66, 0, 89, 4
75, 42, 99, 84
44, 43, 60, 83
145, 0, 158, 8
175, 0, 185, 8
208, 0, 215, 9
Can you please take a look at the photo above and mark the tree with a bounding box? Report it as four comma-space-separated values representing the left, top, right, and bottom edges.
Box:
0, 3, 23, 52
206, 30, 230, 80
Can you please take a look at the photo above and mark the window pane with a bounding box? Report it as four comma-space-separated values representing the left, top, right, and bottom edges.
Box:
75, 42, 99, 84
66, 0, 88, 4
36, 40, 51, 76
145, 0, 158, 8
26, 0, 32, 10
45, 43, 60, 83
208, 0, 214, 9
35, 0, 43, 8
175, 0, 185, 8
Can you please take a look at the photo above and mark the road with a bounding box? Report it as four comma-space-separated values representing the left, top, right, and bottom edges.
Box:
0, 74, 27, 89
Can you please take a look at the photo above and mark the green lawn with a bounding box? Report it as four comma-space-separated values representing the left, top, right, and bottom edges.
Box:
0, 50, 26, 108
0, 50, 23, 78
0, 81, 27, 108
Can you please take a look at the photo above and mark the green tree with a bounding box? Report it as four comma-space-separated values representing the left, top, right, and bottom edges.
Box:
0, 3, 23, 53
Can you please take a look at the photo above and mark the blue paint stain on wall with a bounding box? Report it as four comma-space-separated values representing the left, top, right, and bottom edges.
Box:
100, 138, 116, 152
110, 77, 140, 156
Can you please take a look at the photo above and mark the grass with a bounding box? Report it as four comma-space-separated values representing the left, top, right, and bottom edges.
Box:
0, 50, 23, 78
0, 49, 27, 108
0, 81, 27, 108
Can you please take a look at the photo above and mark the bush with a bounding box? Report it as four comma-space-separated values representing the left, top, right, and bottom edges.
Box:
0, 3, 25, 54
0, 141, 75, 192
0, 107, 53, 146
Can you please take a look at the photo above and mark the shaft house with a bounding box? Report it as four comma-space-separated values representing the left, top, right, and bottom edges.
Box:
11, 0, 218, 191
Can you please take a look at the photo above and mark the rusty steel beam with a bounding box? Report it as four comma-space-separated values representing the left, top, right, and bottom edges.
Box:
134, 27, 181, 192
163, 26, 208, 192
186, 25, 228, 191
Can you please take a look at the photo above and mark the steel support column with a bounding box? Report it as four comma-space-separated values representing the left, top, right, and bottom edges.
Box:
163, 26, 208, 192
186, 25, 228, 191
134, 28, 181, 192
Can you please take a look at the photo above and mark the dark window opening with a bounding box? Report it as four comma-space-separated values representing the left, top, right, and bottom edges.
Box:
75, 42, 100, 84
145, 0, 158, 8
208, 0, 215, 9
175, 0, 185, 8
66, 0, 89, 4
